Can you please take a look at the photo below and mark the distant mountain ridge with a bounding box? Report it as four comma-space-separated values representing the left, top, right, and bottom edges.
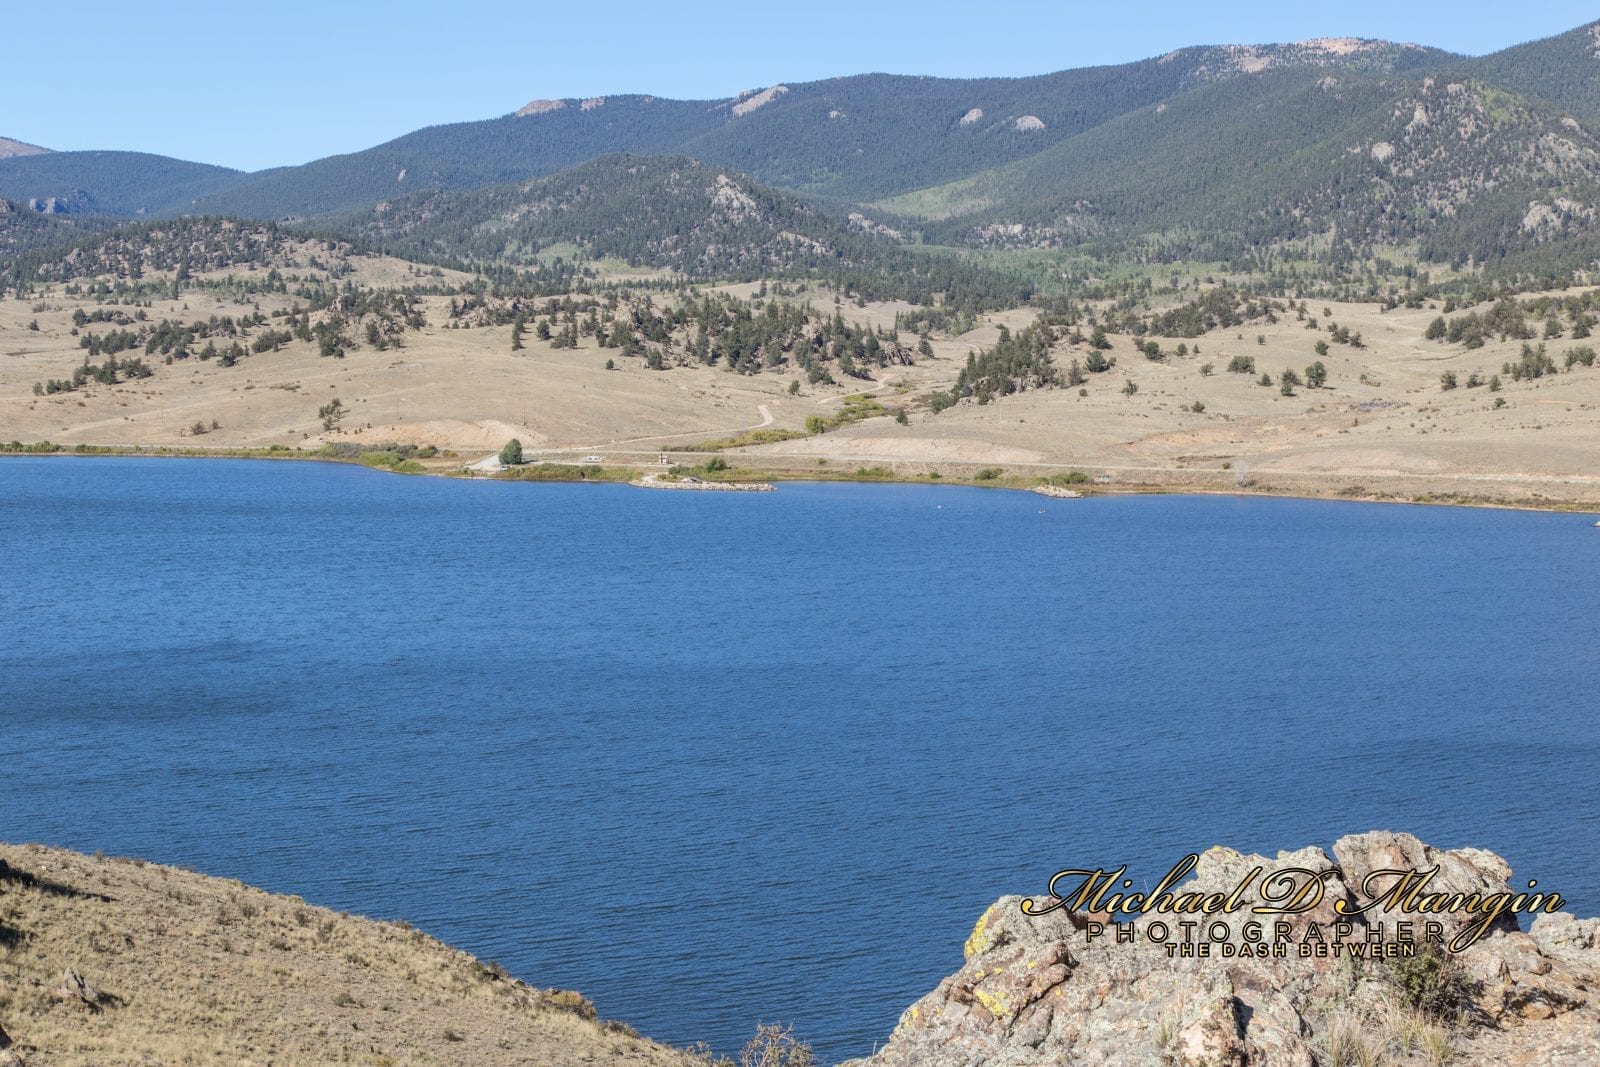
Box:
3, 20, 1600, 282
0, 34, 1465, 220
899, 64, 1600, 271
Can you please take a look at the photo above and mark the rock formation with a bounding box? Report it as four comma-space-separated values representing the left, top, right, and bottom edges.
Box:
848, 832, 1600, 1066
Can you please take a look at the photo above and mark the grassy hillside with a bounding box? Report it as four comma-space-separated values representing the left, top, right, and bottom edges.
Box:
0, 843, 706, 1066
0, 137, 50, 159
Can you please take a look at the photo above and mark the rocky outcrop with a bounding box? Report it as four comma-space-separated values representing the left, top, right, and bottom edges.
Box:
630, 474, 774, 491
515, 99, 567, 117
848, 832, 1600, 1066
51, 968, 99, 1010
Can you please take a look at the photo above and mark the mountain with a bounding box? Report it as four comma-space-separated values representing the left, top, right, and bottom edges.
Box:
896, 65, 1600, 274
0, 136, 49, 158
0, 38, 1456, 222
332, 154, 1031, 307
0, 151, 238, 216
4, 22, 1600, 286
664, 40, 1450, 203
1464, 20, 1600, 129
178, 96, 723, 220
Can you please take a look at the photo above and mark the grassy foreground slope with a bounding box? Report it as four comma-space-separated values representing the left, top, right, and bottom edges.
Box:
0, 842, 703, 1067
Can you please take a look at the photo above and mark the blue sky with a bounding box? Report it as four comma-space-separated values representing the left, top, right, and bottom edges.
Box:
3, 1, 1594, 172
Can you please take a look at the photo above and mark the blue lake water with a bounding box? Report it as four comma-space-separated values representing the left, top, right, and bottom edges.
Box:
3, 456, 1598, 1062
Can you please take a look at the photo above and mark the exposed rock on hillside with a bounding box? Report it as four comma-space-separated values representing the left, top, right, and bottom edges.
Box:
849, 832, 1600, 1066
515, 99, 567, 117
732, 86, 790, 117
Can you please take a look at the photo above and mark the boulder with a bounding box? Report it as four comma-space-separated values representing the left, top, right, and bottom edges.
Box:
848, 833, 1600, 1067
51, 967, 98, 1009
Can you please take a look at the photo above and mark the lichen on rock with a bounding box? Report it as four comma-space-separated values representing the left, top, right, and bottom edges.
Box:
847, 832, 1600, 1066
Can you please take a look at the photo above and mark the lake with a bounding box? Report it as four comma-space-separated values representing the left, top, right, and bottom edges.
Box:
3, 457, 1597, 1063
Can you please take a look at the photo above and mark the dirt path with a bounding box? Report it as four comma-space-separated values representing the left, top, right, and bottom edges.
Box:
505, 403, 777, 461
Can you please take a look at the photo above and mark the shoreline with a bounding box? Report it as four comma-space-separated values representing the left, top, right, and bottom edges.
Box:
4, 446, 1600, 518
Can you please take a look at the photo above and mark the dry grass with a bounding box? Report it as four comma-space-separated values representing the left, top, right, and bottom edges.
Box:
1311, 1001, 1457, 1067
3, 260, 1600, 509
0, 843, 702, 1066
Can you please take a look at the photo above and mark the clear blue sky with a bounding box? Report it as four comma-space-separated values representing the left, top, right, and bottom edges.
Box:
3, 1, 1594, 172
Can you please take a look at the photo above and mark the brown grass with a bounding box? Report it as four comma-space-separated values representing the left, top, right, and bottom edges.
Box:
4, 259, 1600, 509
0, 843, 702, 1066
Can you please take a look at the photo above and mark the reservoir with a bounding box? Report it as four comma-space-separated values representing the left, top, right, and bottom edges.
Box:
3, 457, 1597, 1062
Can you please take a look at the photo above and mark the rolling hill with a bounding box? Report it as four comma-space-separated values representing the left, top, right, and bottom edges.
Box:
331, 154, 1032, 307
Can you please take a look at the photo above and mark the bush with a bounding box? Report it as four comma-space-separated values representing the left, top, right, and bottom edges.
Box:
974, 468, 1002, 481
319, 441, 364, 459
544, 989, 598, 1021
739, 1023, 815, 1067
317, 397, 345, 431
1386, 943, 1479, 1023
498, 438, 524, 466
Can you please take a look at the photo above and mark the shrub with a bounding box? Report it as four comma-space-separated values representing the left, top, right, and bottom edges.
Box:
974, 468, 1002, 481
545, 989, 598, 1021
317, 398, 345, 431
1387, 943, 1479, 1023
739, 1023, 815, 1067
498, 439, 524, 466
